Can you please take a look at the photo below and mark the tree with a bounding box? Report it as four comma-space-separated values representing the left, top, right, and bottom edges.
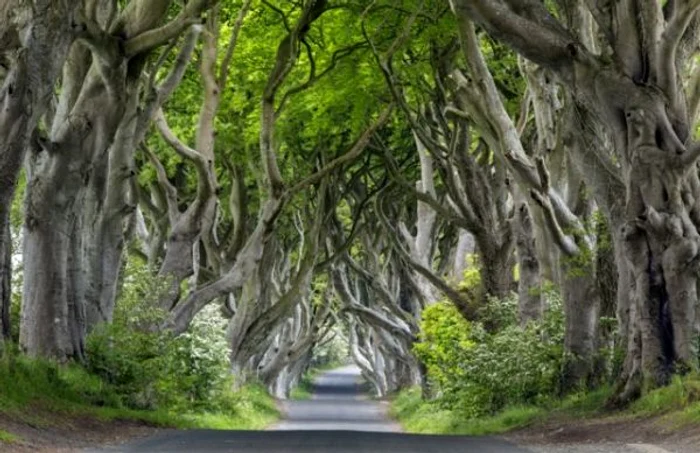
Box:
0, 1, 79, 348
21, 0, 216, 360
451, 0, 700, 400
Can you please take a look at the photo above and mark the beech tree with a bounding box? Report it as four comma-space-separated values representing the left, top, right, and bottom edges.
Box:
0, 1, 79, 346
20, 0, 218, 360
451, 0, 700, 400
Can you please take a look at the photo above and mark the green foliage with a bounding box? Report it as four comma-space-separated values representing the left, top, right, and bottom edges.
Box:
390, 374, 700, 437
0, 429, 18, 443
86, 263, 232, 412
0, 354, 118, 412
0, 352, 277, 432
457, 254, 481, 292
0, 260, 279, 433
414, 288, 565, 417
390, 388, 459, 433
392, 383, 622, 436
390, 387, 544, 436
413, 302, 474, 396
309, 331, 348, 369
631, 374, 700, 417
86, 264, 174, 409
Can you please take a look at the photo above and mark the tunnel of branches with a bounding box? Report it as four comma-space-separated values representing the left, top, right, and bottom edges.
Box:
2, 0, 700, 405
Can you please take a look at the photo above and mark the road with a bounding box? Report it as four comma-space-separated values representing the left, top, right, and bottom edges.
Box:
102, 365, 528, 452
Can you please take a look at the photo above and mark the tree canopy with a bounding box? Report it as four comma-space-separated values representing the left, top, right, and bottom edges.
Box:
0, 0, 699, 411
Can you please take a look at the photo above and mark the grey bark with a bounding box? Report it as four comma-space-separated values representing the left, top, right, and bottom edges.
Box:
0, 222, 10, 344
1, 1, 78, 359
515, 202, 542, 325
21, 0, 214, 359
451, 0, 700, 398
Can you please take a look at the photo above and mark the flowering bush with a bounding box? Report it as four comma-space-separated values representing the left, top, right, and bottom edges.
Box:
86, 262, 231, 411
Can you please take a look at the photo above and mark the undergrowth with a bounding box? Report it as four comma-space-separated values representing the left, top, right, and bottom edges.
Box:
0, 353, 278, 441
391, 375, 700, 436
394, 275, 700, 436
0, 262, 281, 445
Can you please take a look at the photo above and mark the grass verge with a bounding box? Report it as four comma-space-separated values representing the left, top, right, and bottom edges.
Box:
0, 429, 19, 443
391, 374, 700, 436
0, 354, 279, 446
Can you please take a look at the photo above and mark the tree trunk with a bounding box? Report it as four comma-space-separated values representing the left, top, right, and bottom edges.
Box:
594, 215, 618, 381
477, 236, 514, 304
22, 171, 84, 359
21, 0, 211, 359
83, 88, 140, 329
21, 65, 125, 359
1, 3, 77, 355
515, 202, 542, 325
619, 103, 700, 388
0, 222, 11, 345
560, 267, 599, 392
228, 277, 261, 386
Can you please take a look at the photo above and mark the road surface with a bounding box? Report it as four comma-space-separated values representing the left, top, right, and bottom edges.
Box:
102, 365, 527, 452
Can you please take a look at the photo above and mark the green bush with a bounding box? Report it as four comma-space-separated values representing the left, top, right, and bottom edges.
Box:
86, 263, 231, 412
0, 352, 278, 432
413, 288, 565, 417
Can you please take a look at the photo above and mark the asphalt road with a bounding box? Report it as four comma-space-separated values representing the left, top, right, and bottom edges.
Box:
102, 365, 528, 452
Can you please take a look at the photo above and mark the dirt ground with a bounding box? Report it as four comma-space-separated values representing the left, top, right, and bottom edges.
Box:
0, 411, 161, 452
505, 413, 700, 448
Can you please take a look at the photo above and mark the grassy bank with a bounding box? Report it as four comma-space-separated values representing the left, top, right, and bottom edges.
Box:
0, 355, 279, 446
391, 374, 700, 436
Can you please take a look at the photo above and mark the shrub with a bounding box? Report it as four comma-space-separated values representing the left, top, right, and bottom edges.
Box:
413, 288, 565, 417
413, 302, 474, 397
86, 262, 231, 412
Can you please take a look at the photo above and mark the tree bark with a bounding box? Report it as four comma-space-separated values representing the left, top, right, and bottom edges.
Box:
1, 2, 78, 357
560, 263, 600, 391
476, 234, 514, 304
0, 222, 10, 345
515, 202, 542, 325
451, 0, 700, 396
21, 0, 213, 358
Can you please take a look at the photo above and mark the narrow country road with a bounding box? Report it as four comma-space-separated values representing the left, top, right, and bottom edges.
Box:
101, 365, 527, 452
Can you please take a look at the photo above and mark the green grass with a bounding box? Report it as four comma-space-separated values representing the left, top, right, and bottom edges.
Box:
391, 378, 700, 437
630, 374, 700, 417
629, 374, 700, 429
390, 388, 546, 435
0, 429, 19, 443
0, 354, 279, 435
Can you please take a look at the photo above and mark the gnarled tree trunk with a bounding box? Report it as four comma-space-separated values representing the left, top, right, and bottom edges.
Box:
1, 1, 78, 357
21, 0, 214, 358
452, 0, 700, 400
